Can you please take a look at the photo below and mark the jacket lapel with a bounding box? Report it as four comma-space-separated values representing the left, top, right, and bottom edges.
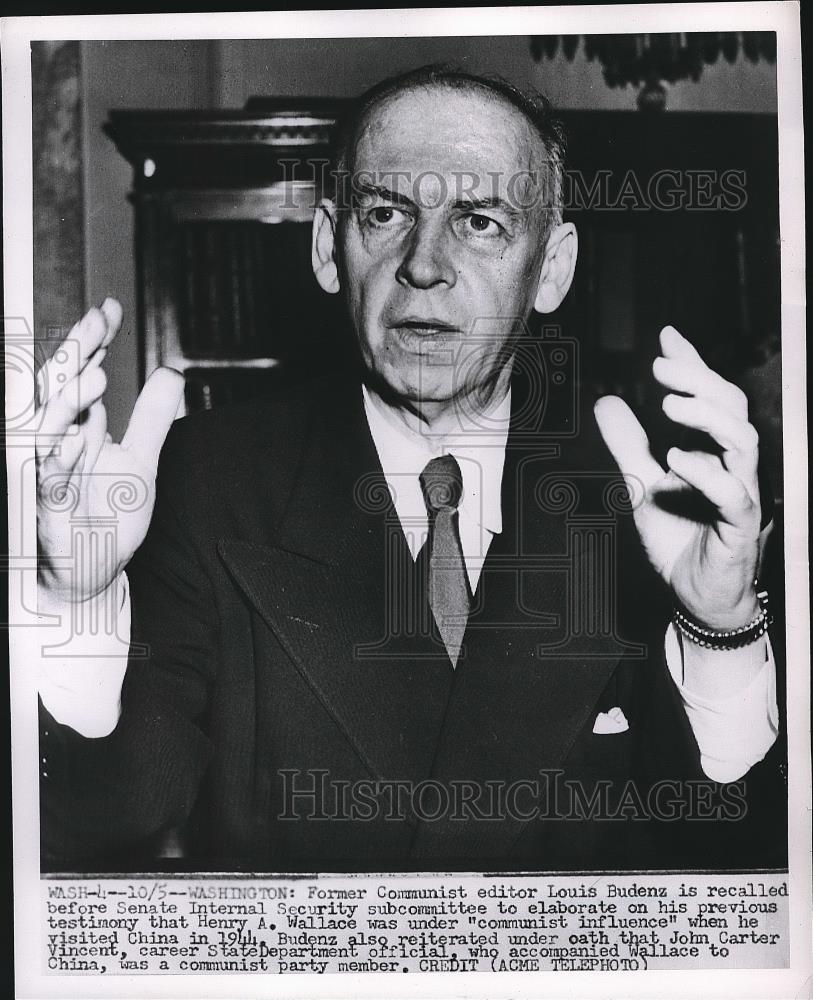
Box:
217, 379, 454, 790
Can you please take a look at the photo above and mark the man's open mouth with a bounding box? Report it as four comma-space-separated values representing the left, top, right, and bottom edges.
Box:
389, 318, 460, 335
388, 319, 462, 351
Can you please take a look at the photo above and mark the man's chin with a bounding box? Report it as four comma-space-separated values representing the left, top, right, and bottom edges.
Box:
373, 368, 459, 409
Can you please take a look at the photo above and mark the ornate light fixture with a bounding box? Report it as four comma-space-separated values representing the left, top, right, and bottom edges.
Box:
530, 32, 777, 110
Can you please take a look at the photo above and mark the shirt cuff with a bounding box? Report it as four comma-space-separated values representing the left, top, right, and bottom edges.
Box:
665, 623, 779, 783
38, 574, 131, 738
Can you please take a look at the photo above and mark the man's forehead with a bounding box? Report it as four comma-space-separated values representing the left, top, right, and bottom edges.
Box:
352, 84, 545, 194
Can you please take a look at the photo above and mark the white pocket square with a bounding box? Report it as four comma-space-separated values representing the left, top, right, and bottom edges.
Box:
593, 706, 629, 734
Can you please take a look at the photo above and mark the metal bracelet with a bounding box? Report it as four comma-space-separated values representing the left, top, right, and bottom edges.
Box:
673, 590, 772, 651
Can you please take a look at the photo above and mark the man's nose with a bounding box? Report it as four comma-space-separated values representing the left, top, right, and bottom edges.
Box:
395, 218, 457, 290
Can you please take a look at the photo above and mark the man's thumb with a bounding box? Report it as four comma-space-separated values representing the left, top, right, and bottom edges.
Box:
121, 367, 185, 469
594, 394, 662, 491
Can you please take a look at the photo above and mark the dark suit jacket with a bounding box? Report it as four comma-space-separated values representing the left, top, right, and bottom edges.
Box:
40, 372, 787, 872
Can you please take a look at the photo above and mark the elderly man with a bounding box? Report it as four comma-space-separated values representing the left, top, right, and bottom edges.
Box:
37, 66, 783, 871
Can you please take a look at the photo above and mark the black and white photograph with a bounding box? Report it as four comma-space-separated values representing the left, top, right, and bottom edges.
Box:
4, 4, 809, 997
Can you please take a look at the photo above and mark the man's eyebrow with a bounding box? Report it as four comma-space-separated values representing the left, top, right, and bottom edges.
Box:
453, 195, 525, 218
354, 184, 527, 218
355, 182, 416, 208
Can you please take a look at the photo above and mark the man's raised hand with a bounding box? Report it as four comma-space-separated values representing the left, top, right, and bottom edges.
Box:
594, 325, 763, 629
36, 298, 185, 605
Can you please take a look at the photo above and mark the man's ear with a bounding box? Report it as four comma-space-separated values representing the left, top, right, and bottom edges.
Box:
533, 222, 578, 314
311, 199, 341, 294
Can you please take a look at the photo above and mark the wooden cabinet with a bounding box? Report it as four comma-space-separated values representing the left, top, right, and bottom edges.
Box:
105, 99, 355, 413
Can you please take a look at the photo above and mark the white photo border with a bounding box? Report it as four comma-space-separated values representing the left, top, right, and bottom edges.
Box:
3, 4, 808, 998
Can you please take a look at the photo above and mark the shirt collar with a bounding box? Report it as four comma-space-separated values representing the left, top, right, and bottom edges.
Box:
362, 384, 510, 536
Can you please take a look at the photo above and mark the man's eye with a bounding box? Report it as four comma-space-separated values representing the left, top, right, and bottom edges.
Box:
368, 206, 407, 227
465, 214, 500, 235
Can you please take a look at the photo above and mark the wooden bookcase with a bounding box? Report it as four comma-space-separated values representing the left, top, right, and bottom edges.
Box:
105, 99, 355, 414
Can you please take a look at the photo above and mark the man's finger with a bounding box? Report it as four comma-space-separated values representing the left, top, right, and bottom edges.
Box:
82, 399, 108, 474
36, 364, 107, 458
659, 325, 704, 365
121, 367, 185, 471
665, 448, 724, 476
594, 395, 664, 490
652, 357, 748, 419
99, 297, 124, 348
37, 304, 118, 405
666, 448, 758, 527
662, 394, 759, 457
661, 394, 759, 501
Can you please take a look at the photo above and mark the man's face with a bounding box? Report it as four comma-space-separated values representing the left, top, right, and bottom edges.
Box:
334, 85, 553, 415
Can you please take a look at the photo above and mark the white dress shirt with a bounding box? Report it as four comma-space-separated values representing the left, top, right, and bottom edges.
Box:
39, 384, 778, 783
362, 383, 511, 592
